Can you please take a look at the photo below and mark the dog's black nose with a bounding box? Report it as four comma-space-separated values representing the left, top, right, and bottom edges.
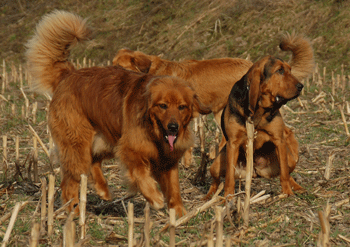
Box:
167, 122, 179, 133
296, 83, 304, 92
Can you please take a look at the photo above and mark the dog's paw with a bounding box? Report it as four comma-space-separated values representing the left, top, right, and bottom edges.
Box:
149, 192, 165, 210
172, 205, 187, 218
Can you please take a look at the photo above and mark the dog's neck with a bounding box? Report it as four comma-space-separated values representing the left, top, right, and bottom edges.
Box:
230, 75, 281, 128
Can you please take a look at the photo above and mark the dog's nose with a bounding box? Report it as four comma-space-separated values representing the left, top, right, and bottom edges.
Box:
167, 122, 179, 133
296, 83, 304, 92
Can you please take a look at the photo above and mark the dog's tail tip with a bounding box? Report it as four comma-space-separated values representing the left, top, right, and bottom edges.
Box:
25, 10, 91, 94
279, 31, 304, 51
279, 31, 315, 81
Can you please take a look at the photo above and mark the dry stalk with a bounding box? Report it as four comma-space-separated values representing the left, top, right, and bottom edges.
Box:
79, 174, 88, 239
1, 60, 5, 94
169, 208, 176, 247
160, 183, 224, 234
0, 201, 29, 225
128, 202, 134, 247
63, 211, 76, 247
33, 137, 39, 183
11, 104, 15, 115
47, 174, 55, 237
243, 117, 254, 227
19, 64, 23, 88
2, 135, 7, 182
28, 124, 50, 158
0, 94, 8, 102
75, 235, 91, 247
29, 223, 40, 247
338, 234, 350, 244
1, 202, 21, 247
337, 105, 350, 141
324, 152, 336, 180
32, 102, 37, 124
215, 206, 223, 247
226, 236, 231, 247
144, 203, 150, 247
317, 201, 331, 247
247, 214, 285, 233
15, 136, 19, 162
207, 222, 214, 247
331, 71, 335, 96
335, 198, 349, 208
53, 198, 74, 218
40, 177, 47, 233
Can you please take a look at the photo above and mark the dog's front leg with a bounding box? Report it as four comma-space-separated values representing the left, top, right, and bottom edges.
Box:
224, 141, 240, 198
275, 140, 294, 195
156, 165, 186, 217
126, 159, 165, 211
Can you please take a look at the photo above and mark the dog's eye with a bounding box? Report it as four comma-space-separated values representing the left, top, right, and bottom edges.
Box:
178, 105, 186, 110
159, 104, 168, 109
277, 67, 284, 75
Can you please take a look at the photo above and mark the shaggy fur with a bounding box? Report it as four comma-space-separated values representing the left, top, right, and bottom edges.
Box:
26, 10, 209, 217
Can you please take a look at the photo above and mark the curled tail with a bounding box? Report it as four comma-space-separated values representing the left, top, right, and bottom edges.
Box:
280, 32, 315, 81
25, 10, 91, 95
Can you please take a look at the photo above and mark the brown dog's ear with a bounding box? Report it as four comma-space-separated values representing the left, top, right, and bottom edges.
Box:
246, 57, 269, 116
132, 54, 152, 73
192, 94, 212, 118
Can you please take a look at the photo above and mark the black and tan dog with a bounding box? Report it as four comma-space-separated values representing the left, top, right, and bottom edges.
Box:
205, 55, 307, 199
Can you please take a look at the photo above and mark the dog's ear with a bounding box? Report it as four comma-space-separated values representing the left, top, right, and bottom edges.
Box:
192, 94, 212, 118
132, 54, 152, 73
246, 57, 269, 116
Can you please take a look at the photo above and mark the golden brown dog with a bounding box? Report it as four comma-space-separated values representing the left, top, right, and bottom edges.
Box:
112, 34, 314, 163
205, 55, 308, 199
26, 10, 210, 217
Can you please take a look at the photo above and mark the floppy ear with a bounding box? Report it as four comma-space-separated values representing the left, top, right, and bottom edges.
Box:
246, 57, 268, 116
192, 94, 212, 118
132, 54, 152, 73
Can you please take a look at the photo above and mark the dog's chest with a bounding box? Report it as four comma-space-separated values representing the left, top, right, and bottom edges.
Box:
252, 129, 272, 150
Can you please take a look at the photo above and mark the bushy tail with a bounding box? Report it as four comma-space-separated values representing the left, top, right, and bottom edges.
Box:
280, 32, 315, 81
25, 10, 91, 95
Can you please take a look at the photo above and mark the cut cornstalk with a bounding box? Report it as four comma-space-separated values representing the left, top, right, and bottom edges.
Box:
144, 203, 150, 247
243, 117, 254, 227
47, 174, 55, 236
40, 177, 47, 233
1, 203, 21, 247
29, 223, 40, 247
79, 174, 87, 239
128, 202, 134, 247
169, 208, 176, 247
215, 206, 223, 247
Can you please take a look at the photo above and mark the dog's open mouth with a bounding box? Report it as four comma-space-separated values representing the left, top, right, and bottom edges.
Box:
165, 133, 178, 151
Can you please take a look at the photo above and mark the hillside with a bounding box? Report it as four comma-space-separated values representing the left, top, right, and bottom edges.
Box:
0, 0, 349, 72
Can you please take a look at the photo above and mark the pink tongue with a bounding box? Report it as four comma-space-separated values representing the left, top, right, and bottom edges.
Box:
168, 135, 176, 151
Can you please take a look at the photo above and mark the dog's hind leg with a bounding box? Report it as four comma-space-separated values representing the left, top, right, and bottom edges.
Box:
49, 105, 96, 213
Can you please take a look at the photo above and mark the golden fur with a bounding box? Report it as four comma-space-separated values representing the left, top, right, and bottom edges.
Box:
26, 10, 209, 217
